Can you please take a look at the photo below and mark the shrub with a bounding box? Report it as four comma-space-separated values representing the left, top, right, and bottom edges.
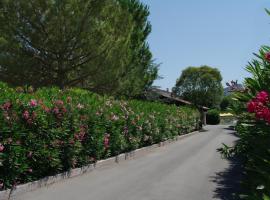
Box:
0, 82, 200, 190
220, 45, 270, 199
206, 109, 220, 125
220, 96, 233, 111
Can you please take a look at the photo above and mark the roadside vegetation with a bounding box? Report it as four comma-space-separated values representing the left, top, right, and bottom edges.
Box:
3, 0, 269, 197
0, 82, 199, 190
221, 44, 270, 199
172, 66, 223, 125
206, 109, 220, 125
0, 0, 204, 191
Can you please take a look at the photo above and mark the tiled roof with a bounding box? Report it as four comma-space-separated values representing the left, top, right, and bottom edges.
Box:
149, 88, 209, 110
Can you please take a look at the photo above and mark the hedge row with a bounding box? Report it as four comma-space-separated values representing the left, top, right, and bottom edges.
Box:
206, 109, 220, 125
0, 82, 200, 190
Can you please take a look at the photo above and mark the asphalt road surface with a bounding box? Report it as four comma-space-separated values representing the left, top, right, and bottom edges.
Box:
17, 125, 239, 200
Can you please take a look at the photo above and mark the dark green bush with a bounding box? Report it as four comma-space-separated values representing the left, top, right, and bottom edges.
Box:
0, 82, 200, 190
220, 96, 233, 111
206, 109, 220, 125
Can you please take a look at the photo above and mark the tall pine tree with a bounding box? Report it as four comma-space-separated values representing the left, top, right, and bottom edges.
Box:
0, 0, 158, 97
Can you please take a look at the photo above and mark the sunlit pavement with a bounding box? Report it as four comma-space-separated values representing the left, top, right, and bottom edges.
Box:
17, 125, 238, 200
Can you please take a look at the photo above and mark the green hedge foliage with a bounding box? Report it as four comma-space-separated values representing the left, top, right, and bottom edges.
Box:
206, 109, 220, 125
0, 82, 200, 190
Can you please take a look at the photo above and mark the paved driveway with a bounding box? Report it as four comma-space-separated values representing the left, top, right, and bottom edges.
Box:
17, 125, 239, 200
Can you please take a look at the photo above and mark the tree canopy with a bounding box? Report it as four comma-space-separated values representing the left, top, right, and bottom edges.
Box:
0, 0, 158, 97
172, 66, 223, 108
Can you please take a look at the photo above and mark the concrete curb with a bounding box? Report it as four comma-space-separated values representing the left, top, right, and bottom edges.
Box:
0, 130, 200, 200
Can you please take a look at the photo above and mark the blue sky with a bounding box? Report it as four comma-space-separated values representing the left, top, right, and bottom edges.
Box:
141, 0, 270, 89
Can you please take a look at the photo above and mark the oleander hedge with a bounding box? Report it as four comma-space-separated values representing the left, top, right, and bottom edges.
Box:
0, 82, 200, 190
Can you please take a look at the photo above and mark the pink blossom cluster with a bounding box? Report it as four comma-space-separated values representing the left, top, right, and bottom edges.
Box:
29, 99, 38, 107
52, 100, 67, 119
265, 52, 270, 62
0, 143, 4, 152
22, 110, 37, 124
104, 133, 110, 149
247, 91, 270, 123
1, 102, 12, 111
1, 102, 13, 122
74, 125, 87, 142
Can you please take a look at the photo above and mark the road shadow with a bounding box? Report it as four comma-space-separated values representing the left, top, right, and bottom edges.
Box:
199, 128, 208, 132
211, 156, 244, 200
223, 125, 235, 131
211, 126, 243, 200
223, 126, 239, 137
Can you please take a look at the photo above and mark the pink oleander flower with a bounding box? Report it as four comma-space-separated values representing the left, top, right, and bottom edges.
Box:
256, 91, 269, 104
0, 144, 4, 152
104, 134, 110, 149
29, 99, 38, 107
28, 168, 33, 173
247, 101, 257, 113
247, 91, 270, 123
74, 134, 80, 140
62, 107, 67, 113
54, 100, 64, 107
74, 130, 86, 141
52, 107, 59, 114
262, 107, 270, 123
265, 52, 270, 62
23, 110, 30, 120
2, 102, 12, 111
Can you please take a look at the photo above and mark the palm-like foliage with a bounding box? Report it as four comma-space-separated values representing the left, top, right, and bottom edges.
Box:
222, 45, 270, 199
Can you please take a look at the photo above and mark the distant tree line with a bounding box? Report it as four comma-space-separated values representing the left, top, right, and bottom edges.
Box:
0, 0, 158, 98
